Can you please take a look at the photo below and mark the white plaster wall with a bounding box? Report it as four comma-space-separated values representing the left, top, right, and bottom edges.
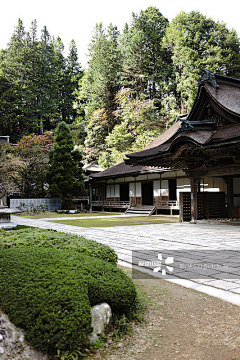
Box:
136, 182, 141, 197
154, 180, 160, 196
125, 176, 135, 182
161, 171, 176, 179
115, 177, 125, 183
201, 177, 226, 192
129, 183, 135, 197
110, 185, 115, 197
115, 184, 120, 197
177, 178, 191, 200
107, 185, 111, 198
137, 175, 150, 181
160, 180, 169, 196
129, 182, 141, 197
106, 184, 120, 198
147, 174, 162, 180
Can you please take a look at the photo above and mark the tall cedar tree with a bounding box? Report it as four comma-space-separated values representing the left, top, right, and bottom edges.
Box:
0, 19, 82, 141
120, 7, 170, 105
163, 11, 240, 112
47, 122, 86, 208
84, 23, 122, 149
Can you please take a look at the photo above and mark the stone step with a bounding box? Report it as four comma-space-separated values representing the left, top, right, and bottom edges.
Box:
125, 206, 156, 216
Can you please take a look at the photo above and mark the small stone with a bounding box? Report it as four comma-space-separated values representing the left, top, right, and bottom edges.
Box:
0, 334, 3, 341
89, 303, 112, 344
0, 347, 4, 354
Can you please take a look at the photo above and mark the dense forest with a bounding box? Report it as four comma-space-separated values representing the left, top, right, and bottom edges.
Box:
1, 7, 240, 168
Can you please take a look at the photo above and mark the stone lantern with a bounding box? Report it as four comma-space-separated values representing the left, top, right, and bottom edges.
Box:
0, 201, 21, 230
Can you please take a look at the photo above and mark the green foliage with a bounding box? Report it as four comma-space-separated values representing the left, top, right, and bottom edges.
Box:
89, 333, 107, 350
98, 88, 164, 168
82, 258, 137, 314
0, 247, 92, 355
163, 11, 240, 111
0, 246, 137, 356
0, 19, 83, 141
0, 227, 117, 265
47, 121, 86, 208
112, 314, 131, 341
2, 9, 240, 167
0, 143, 20, 197
120, 7, 170, 102
83, 23, 122, 151
0, 72, 22, 142
14, 132, 53, 197
85, 23, 121, 120
0, 132, 53, 198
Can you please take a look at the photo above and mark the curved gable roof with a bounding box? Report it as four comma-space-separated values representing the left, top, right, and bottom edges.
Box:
126, 71, 240, 166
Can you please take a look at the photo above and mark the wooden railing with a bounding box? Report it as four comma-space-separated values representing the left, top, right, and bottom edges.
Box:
92, 200, 130, 208
103, 201, 130, 208
156, 200, 180, 208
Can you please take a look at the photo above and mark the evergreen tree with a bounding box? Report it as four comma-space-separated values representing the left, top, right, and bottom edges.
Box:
47, 121, 86, 208
2, 19, 34, 134
64, 40, 83, 123
120, 7, 170, 104
0, 19, 82, 140
163, 11, 240, 111
83, 23, 122, 148
0, 71, 22, 141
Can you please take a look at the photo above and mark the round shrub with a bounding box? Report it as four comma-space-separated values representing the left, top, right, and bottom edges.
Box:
0, 247, 92, 356
0, 246, 137, 356
72, 257, 137, 315
53, 250, 138, 315
0, 227, 117, 265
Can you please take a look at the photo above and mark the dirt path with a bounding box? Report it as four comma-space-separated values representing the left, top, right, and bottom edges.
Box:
87, 268, 240, 360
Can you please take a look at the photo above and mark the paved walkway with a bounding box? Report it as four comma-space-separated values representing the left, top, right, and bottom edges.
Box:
12, 215, 240, 306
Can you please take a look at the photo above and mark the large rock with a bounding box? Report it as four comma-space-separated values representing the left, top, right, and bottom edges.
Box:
0, 311, 47, 360
89, 303, 112, 344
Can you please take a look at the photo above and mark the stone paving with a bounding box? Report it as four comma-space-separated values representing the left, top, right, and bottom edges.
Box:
11, 215, 240, 306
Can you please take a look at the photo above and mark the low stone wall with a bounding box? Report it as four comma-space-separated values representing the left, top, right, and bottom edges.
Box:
10, 198, 61, 211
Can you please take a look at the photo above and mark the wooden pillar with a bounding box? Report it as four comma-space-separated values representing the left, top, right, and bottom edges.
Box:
179, 192, 183, 222
227, 176, 234, 218
89, 182, 92, 213
190, 177, 198, 223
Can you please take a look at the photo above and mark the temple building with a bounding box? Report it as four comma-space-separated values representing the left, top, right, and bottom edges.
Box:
125, 70, 240, 221
90, 70, 239, 219
89, 159, 226, 216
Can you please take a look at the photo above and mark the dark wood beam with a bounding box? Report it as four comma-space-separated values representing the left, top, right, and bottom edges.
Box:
190, 177, 198, 223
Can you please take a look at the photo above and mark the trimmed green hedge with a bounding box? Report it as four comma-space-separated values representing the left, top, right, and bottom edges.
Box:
0, 227, 117, 265
0, 246, 137, 356
0, 247, 92, 355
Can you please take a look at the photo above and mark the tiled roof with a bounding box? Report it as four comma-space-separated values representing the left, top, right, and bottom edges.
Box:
205, 82, 240, 115
143, 121, 182, 150
126, 72, 240, 164
90, 161, 164, 179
